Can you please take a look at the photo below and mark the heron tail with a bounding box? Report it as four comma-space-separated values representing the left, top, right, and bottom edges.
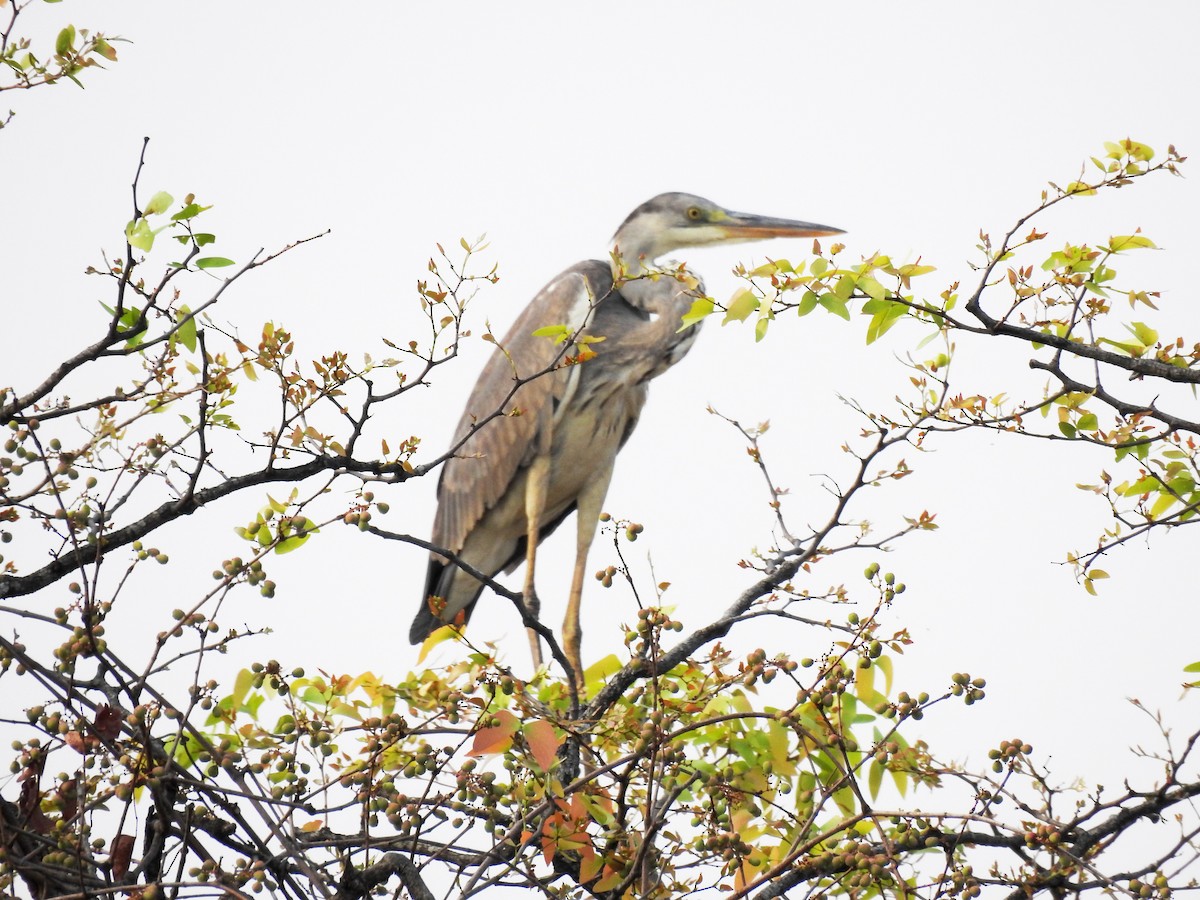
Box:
409, 558, 449, 644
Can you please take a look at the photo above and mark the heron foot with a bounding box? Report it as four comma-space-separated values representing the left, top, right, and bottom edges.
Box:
522, 585, 541, 622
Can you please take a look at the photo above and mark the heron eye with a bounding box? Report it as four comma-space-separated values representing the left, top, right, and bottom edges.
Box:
686, 207, 702, 221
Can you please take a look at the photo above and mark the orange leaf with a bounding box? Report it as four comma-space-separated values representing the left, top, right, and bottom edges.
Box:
524, 719, 561, 772
578, 848, 603, 884
568, 792, 586, 820
470, 709, 519, 757
594, 867, 624, 892
541, 813, 564, 864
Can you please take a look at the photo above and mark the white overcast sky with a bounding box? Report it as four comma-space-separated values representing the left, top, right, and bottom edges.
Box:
5, 0, 1200, 820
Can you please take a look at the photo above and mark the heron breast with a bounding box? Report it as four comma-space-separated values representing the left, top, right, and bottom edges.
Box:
547, 387, 644, 501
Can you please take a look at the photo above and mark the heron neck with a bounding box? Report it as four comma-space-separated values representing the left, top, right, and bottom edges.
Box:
609, 222, 670, 272
617, 266, 701, 321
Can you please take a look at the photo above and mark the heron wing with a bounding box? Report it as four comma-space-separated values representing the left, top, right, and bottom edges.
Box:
431, 260, 614, 559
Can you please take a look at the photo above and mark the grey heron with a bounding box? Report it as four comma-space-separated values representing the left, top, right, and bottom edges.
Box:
410, 193, 843, 683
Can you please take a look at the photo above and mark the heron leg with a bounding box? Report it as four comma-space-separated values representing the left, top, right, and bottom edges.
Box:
564, 463, 615, 690
523, 453, 551, 669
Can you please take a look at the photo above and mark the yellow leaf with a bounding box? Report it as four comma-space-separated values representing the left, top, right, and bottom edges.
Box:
1108, 234, 1157, 252
144, 191, 174, 216
722, 288, 760, 324
532, 324, 570, 343
679, 296, 715, 329
583, 654, 622, 696
416, 623, 462, 663
855, 660, 879, 707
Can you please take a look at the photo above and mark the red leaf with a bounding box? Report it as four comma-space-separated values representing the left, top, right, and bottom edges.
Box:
469, 710, 519, 757
523, 719, 561, 772
111, 834, 135, 881
18, 768, 51, 834
94, 705, 121, 741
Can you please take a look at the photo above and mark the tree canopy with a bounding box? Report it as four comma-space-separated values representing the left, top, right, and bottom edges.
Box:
2, 5, 1198, 899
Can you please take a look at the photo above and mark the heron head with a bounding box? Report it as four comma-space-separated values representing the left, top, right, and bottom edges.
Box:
611, 192, 844, 266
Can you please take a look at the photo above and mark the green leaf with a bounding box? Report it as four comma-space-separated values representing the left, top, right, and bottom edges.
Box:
175, 305, 197, 353
832, 784, 856, 816
1117, 475, 1160, 497
832, 274, 855, 301
94, 37, 118, 61
797, 290, 820, 317
863, 299, 907, 344
231, 667, 256, 709
679, 296, 714, 330
171, 202, 211, 222
1058, 422, 1076, 439
754, 317, 770, 342
55, 25, 76, 57
116, 306, 147, 348
819, 294, 850, 321
144, 191, 174, 216
125, 217, 154, 251
196, 256, 235, 269
1076, 412, 1098, 432
874, 655, 894, 695
868, 758, 884, 800
856, 274, 888, 302
722, 288, 760, 324
580, 793, 615, 827
277, 518, 318, 554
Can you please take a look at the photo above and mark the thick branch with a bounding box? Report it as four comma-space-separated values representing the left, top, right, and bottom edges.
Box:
333, 852, 435, 900
1028, 358, 1200, 436
0, 455, 408, 600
